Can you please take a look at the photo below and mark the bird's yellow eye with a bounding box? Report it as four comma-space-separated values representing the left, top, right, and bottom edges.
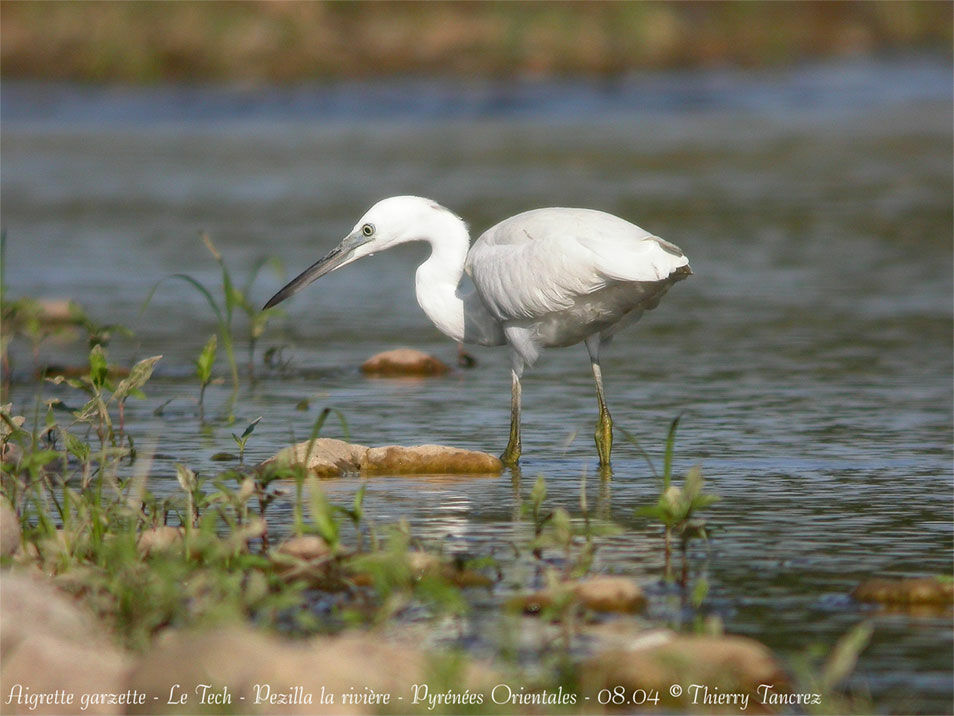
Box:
361, 223, 375, 237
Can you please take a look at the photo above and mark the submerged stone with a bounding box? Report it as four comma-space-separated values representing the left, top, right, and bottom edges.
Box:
853, 577, 954, 606
262, 438, 369, 477
35, 299, 75, 324
573, 576, 647, 612
360, 348, 450, 376
137, 526, 183, 556
349, 549, 494, 589
260, 438, 502, 477
276, 535, 332, 561
512, 576, 646, 614
581, 633, 787, 708
361, 444, 502, 474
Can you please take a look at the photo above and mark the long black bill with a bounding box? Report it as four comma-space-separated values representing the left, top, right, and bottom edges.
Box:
262, 244, 348, 310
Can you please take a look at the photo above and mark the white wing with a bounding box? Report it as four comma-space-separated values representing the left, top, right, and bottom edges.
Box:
465, 207, 688, 322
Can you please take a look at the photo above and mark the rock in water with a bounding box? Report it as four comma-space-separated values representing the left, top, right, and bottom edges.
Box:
136, 526, 183, 556
511, 576, 646, 614
260, 438, 502, 476
581, 634, 787, 706
853, 577, 953, 605
276, 535, 332, 561
572, 576, 647, 612
263, 438, 369, 477
362, 444, 502, 474
360, 348, 449, 376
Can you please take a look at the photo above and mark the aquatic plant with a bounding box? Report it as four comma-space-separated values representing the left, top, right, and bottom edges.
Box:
626, 416, 718, 584
142, 231, 281, 417
789, 621, 875, 715
194, 334, 217, 421
231, 415, 262, 464
46, 345, 161, 448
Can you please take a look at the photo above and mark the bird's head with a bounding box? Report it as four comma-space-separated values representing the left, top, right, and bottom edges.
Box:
263, 196, 459, 310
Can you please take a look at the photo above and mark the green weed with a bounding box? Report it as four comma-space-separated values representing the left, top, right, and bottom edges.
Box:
141, 231, 281, 420
625, 416, 718, 586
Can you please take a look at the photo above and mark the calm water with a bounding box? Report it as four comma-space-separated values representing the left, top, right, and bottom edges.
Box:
2, 58, 952, 713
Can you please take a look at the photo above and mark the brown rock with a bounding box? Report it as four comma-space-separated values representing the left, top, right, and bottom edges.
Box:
581, 634, 787, 709
0, 572, 130, 714
276, 534, 332, 562
853, 577, 954, 605
3, 634, 129, 714
362, 444, 502, 475
360, 348, 449, 376
406, 549, 443, 574
127, 627, 493, 715
572, 576, 646, 612
513, 576, 646, 615
349, 549, 493, 589
35, 299, 74, 324
260, 439, 501, 477
137, 526, 183, 556
1, 500, 20, 557
272, 535, 342, 587
127, 628, 312, 715
260, 438, 368, 477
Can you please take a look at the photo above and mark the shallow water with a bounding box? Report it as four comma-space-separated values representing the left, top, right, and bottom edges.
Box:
3, 57, 952, 712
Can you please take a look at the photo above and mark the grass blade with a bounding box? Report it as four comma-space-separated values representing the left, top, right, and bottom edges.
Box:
663, 413, 683, 489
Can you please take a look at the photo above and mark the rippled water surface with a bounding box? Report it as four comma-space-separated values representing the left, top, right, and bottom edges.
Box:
3, 58, 952, 713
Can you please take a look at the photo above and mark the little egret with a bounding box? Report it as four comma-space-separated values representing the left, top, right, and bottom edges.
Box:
264, 196, 691, 468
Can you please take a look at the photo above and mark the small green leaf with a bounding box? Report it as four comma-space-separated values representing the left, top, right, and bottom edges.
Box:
635, 504, 666, 520
551, 507, 573, 544
663, 413, 682, 489
89, 344, 109, 389
306, 478, 339, 549
683, 465, 704, 502
175, 463, 197, 493
195, 335, 217, 384
821, 621, 874, 692
691, 575, 709, 608
352, 483, 367, 520
240, 416, 263, 439
530, 475, 547, 509
691, 494, 720, 511
63, 431, 90, 462
113, 354, 162, 402
0, 408, 26, 440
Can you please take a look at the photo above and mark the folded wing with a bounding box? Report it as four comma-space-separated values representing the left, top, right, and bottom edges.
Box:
466, 207, 689, 323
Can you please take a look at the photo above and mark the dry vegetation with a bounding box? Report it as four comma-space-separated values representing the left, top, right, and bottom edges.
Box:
1, 1, 951, 84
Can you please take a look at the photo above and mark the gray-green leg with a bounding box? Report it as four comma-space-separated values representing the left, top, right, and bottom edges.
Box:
586, 336, 612, 469
501, 368, 522, 467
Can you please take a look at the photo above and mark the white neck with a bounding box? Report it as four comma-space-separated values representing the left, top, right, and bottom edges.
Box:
412, 210, 502, 346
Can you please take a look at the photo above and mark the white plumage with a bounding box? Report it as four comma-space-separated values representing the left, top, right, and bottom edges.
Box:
264, 195, 691, 468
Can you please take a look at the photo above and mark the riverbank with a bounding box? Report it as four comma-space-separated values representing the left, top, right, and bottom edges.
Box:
1, 1, 951, 84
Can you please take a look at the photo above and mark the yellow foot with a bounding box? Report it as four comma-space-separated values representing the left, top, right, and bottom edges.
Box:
595, 414, 613, 469
500, 443, 521, 467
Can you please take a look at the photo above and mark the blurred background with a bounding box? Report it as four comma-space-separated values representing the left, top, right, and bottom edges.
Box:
2, 1, 951, 82
1, 3, 952, 711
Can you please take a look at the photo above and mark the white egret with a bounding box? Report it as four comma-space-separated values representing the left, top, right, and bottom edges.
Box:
264, 196, 691, 468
